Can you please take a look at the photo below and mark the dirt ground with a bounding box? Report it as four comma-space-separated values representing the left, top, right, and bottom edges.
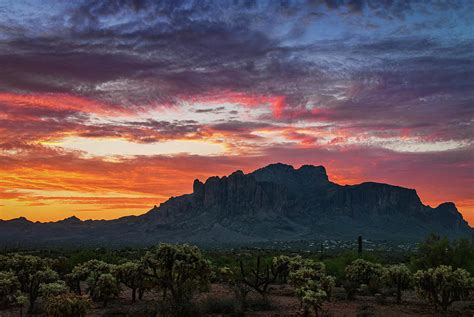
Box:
2, 283, 474, 317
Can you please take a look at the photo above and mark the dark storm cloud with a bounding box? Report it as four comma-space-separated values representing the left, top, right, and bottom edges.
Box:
1, 0, 472, 144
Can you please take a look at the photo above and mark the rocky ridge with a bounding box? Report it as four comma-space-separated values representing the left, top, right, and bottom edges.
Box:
0, 163, 471, 247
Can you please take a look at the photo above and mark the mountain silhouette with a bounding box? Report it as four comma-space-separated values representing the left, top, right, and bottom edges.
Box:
0, 163, 471, 247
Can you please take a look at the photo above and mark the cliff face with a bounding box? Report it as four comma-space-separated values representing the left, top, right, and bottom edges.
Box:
0, 163, 471, 247
145, 163, 470, 236
192, 170, 289, 216
327, 182, 425, 218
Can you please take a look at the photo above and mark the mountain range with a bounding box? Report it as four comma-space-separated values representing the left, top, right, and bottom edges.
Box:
0, 163, 471, 247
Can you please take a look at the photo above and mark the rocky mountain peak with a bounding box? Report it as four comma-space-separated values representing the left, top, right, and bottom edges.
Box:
57, 216, 82, 224
251, 163, 330, 193
437, 202, 456, 209
7, 216, 31, 223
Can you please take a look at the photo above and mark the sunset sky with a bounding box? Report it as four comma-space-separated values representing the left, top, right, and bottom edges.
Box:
0, 0, 473, 224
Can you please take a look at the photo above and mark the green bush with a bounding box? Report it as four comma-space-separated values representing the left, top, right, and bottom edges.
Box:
411, 235, 474, 274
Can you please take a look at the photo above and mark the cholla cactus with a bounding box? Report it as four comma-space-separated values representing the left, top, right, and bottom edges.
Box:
0, 255, 9, 271
289, 259, 335, 316
288, 255, 305, 272
71, 259, 113, 301
289, 260, 327, 290
5, 254, 47, 290
0, 270, 23, 308
345, 259, 383, 288
272, 255, 291, 283
143, 243, 211, 309
300, 286, 328, 317
114, 261, 148, 302
414, 265, 474, 312
4, 254, 60, 314
44, 293, 92, 317
382, 264, 413, 302
39, 280, 68, 299
90, 273, 120, 307
72, 260, 111, 279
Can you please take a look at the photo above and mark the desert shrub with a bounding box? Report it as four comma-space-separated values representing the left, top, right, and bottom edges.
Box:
143, 243, 211, 314
0, 270, 24, 308
44, 292, 92, 317
414, 265, 474, 312
412, 235, 474, 274
289, 259, 335, 316
345, 259, 383, 295
382, 264, 413, 302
